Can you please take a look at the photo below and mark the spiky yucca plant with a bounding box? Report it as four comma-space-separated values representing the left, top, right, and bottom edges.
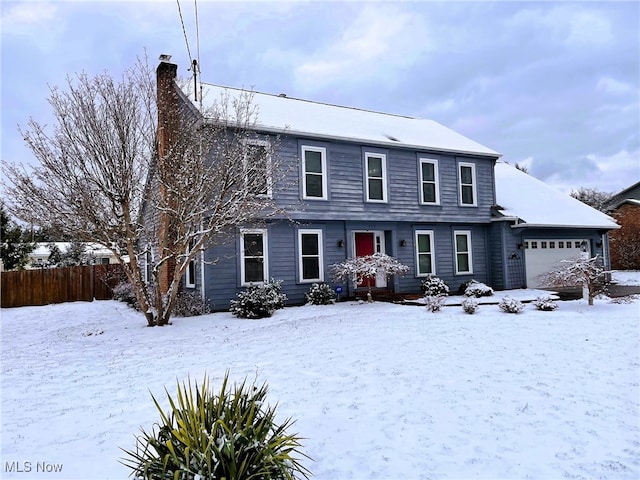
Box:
121, 373, 311, 480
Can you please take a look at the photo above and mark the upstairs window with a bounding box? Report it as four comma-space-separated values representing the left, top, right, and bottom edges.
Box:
415, 230, 435, 276
240, 229, 268, 285
458, 163, 477, 206
298, 229, 324, 282
419, 158, 440, 204
454, 230, 473, 274
245, 140, 271, 197
302, 146, 328, 200
365, 153, 387, 202
185, 239, 196, 288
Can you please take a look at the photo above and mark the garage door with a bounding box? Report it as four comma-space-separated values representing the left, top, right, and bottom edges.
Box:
524, 239, 590, 287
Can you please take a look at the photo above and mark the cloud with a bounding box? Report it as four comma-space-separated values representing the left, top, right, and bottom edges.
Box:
596, 77, 635, 95
1, 1, 57, 30
293, 5, 432, 92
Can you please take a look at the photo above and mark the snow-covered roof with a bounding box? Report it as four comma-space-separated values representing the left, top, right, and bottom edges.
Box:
31, 242, 116, 257
194, 83, 501, 158
494, 162, 619, 230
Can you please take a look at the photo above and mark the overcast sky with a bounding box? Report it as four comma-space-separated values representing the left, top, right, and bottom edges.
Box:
2, 0, 638, 195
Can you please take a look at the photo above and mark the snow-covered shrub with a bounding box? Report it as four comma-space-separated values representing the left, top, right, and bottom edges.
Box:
463, 280, 494, 298
498, 296, 525, 314
121, 373, 310, 480
305, 283, 336, 305
173, 290, 211, 317
533, 295, 558, 311
420, 275, 450, 297
424, 295, 446, 312
538, 255, 609, 306
230, 279, 287, 319
461, 297, 480, 314
112, 282, 140, 309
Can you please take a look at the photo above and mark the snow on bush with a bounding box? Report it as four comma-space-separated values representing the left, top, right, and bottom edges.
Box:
112, 282, 140, 309
173, 290, 211, 317
533, 296, 558, 312
420, 275, 450, 297
499, 296, 525, 314
463, 280, 494, 298
120, 373, 310, 480
424, 295, 447, 313
461, 297, 480, 314
305, 283, 336, 305
230, 279, 287, 319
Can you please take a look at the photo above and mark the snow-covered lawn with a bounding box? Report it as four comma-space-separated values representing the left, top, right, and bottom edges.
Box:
1, 294, 639, 479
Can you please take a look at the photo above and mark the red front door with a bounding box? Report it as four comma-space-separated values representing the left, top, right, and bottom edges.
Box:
354, 232, 375, 287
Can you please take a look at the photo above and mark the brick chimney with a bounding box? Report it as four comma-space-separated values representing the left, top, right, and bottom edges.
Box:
156, 56, 179, 296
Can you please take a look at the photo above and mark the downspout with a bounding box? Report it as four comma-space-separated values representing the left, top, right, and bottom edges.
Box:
200, 246, 206, 302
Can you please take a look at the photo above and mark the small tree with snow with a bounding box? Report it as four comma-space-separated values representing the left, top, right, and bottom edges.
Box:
330, 253, 409, 302
538, 255, 608, 306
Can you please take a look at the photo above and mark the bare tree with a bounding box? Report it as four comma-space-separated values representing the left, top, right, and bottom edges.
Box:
331, 253, 409, 302
2, 57, 284, 326
570, 187, 613, 212
537, 255, 608, 306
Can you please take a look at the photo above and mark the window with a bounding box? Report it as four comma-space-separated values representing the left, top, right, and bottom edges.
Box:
240, 229, 268, 285
541, 241, 547, 249
144, 248, 153, 283
458, 163, 477, 206
245, 140, 271, 197
559, 241, 565, 248
185, 240, 196, 288
298, 229, 324, 282
415, 230, 435, 276
419, 158, 440, 204
302, 146, 328, 200
365, 153, 387, 202
454, 231, 473, 274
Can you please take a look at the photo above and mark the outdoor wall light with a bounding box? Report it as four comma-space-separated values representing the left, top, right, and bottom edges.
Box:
337, 240, 344, 248
517, 243, 524, 249
400, 239, 407, 247
596, 241, 603, 248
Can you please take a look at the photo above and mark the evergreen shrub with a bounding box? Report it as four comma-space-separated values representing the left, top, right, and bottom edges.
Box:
305, 283, 336, 305
424, 295, 446, 312
533, 295, 558, 311
498, 296, 525, 314
461, 297, 480, 314
420, 275, 450, 297
230, 279, 287, 319
120, 373, 311, 480
462, 280, 494, 298
173, 290, 211, 317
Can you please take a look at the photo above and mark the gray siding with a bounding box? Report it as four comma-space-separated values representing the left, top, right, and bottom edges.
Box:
273, 135, 497, 223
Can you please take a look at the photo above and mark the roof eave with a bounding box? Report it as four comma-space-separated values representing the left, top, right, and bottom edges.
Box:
509, 223, 620, 230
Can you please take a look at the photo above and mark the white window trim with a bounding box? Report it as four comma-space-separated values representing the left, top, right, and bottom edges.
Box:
297, 229, 324, 283
240, 228, 268, 286
454, 230, 473, 275
185, 240, 196, 288
419, 158, 440, 205
458, 162, 477, 206
364, 152, 388, 203
244, 139, 272, 198
414, 230, 436, 277
301, 146, 328, 200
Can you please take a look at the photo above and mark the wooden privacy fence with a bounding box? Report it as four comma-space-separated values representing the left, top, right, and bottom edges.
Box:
1, 264, 125, 308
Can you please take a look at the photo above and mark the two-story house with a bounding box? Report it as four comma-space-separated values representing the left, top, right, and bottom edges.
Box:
152, 59, 618, 310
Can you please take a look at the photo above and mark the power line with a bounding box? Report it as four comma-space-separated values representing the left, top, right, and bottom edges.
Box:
176, 0, 193, 65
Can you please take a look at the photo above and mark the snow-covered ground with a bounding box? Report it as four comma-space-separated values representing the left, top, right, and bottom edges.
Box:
1, 292, 639, 479
611, 270, 640, 286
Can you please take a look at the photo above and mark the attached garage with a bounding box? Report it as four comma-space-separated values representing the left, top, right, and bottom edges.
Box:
523, 239, 590, 287
491, 162, 620, 291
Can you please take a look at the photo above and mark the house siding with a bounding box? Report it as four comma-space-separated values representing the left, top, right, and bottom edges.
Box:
273, 135, 496, 223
